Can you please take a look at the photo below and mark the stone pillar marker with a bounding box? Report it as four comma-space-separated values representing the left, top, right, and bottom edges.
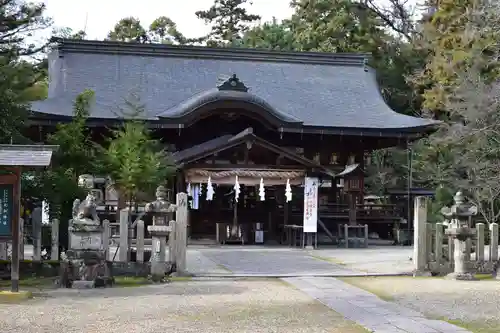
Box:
175, 192, 188, 274
32, 206, 42, 261
441, 191, 478, 280
51, 218, 59, 260
136, 220, 145, 263
490, 223, 499, 262
118, 209, 129, 262
434, 223, 444, 265
413, 196, 430, 276
145, 186, 176, 281
476, 223, 485, 262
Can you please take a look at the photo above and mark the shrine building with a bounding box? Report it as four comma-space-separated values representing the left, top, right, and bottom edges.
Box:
28, 39, 439, 245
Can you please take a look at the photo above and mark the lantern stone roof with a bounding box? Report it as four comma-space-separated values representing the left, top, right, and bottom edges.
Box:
30, 39, 440, 136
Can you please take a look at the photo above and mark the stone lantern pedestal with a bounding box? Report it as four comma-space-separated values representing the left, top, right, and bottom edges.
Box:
441, 192, 478, 281
145, 186, 177, 281
445, 226, 477, 280
147, 225, 172, 280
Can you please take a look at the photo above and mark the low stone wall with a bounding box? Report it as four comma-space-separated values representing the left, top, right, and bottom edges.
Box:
0, 259, 173, 280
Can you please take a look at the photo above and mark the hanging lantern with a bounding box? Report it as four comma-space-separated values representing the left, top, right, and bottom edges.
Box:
285, 179, 292, 202
186, 182, 192, 196
234, 176, 240, 202
258, 178, 265, 201
206, 176, 214, 201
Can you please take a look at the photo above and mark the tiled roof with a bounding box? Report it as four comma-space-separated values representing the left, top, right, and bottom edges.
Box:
31, 39, 440, 131
0, 145, 58, 167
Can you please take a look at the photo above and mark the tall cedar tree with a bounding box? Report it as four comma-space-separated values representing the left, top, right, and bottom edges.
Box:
195, 0, 261, 46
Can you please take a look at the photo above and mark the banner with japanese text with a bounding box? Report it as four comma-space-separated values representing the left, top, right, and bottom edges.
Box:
303, 177, 318, 233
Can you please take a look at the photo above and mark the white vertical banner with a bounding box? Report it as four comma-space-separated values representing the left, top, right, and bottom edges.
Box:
303, 177, 319, 233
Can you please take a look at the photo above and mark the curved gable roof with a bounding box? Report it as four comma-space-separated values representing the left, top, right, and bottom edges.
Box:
30, 40, 440, 133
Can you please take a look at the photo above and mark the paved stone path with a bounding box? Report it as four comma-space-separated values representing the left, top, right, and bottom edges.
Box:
283, 277, 471, 333
200, 247, 356, 276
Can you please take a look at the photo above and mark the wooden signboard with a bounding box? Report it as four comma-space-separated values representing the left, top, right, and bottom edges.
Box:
0, 183, 13, 238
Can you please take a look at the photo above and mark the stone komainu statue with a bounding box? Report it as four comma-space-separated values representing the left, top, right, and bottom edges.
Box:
72, 193, 100, 225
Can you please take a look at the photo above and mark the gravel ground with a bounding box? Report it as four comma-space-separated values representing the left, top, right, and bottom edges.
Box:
0, 279, 367, 333
341, 276, 500, 332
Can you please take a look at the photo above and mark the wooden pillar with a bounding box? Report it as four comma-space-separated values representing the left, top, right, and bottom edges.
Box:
10, 167, 21, 292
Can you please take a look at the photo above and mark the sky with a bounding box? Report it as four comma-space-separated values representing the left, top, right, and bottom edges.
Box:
42, 0, 295, 40
42, 0, 422, 41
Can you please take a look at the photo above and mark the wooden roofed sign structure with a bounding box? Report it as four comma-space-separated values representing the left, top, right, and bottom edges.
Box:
0, 145, 58, 292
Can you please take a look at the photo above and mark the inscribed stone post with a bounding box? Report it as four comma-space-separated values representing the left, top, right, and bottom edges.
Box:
136, 220, 145, 263
119, 209, 129, 262
51, 218, 59, 260
476, 223, 485, 262
413, 196, 431, 276
490, 223, 499, 261
175, 192, 188, 274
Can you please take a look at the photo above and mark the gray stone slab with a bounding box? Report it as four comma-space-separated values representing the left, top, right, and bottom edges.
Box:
72, 280, 95, 289
201, 248, 352, 275
284, 277, 473, 333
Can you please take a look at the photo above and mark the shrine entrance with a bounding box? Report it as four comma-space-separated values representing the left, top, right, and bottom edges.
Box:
172, 128, 332, 244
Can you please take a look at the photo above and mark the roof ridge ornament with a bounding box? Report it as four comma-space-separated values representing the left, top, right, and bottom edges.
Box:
217, 74, 249, 92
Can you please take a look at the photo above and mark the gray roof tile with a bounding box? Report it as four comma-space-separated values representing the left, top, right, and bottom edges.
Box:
0, 145, 57, 167
31, 40, 439, 130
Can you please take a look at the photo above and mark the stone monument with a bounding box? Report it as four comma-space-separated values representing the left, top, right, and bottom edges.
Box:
61, 174, 113, 288
441, 191, 478, 280
145, 185, 177, 281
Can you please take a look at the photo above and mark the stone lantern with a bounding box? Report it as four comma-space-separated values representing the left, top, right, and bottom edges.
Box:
441, 191, 478, 280
145, 185, 177, 280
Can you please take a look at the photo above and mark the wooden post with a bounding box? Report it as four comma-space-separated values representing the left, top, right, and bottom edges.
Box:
413, 196, 430, 276
102, 219, 110, 260
435, 223, 444, 265
175, 192, 188, 274
119, 209, 129, 262
490, 223, 499, 262
476, 223, 485, 262
136, 220, 145, 263
10, 168, 21, 292
50, 218, 59, 261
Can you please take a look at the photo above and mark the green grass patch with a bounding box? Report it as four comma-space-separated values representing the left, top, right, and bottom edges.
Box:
439, 317, 500, 333
113, 276, 152, 287
0, 277, 54, 289
338, 277, 395, 301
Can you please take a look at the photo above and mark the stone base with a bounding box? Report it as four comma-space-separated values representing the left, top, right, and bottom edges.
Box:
413, 270, 432, 277
445, 272, 477, 281
72, 280, 96, 289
